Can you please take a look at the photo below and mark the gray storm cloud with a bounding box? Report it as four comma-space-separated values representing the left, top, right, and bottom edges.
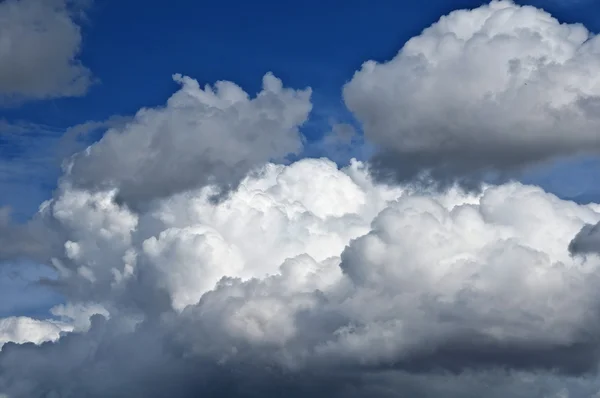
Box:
3, 1, 600, 397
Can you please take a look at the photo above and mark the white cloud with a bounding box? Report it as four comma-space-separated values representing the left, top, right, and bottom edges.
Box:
344, 0, 600, 184
3, 156, 600, 396
34, 157, 401, 310
0, 303, 107, 351
0, 0, 93, 103
0, 317, 70, 349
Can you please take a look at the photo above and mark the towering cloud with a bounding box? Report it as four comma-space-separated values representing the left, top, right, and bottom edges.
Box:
0, 0, 93, 103
344, 0, 600, 186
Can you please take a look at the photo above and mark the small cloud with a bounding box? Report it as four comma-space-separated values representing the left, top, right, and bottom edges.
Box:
0, 0, 95, 104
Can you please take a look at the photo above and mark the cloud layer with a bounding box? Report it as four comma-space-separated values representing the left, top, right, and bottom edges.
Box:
0, 0, 93, 104
344, 0, 600, 186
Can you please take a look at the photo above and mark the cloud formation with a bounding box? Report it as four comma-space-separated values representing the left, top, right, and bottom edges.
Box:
344, 0, 600, 186
3, 155, 600, 396
0, 0, 93, 104
3, 1, 600, 397
66, 73, 312, 207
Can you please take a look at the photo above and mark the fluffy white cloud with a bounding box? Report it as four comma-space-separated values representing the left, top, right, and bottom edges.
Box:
0, 303, 105, 350
344, 0, 600, 184
0, 0, 93, 103
3, 156, 600, 396
66, 73, 312, 207
0, 317, 69, 349
34, 158, 401, 311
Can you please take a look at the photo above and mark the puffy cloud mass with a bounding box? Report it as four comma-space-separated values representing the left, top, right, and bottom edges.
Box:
4, 1, 600, 397
344, 0, 600, 185
0, 0, 93, 103
3, 155, 600, 397
66, 73, 311, 207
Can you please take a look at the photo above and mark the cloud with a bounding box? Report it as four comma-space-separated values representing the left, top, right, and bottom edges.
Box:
2, 155, 600, 396
0, 0, 93, 103
66, 73, 312, 208
569, 221, 600, 255
343, 0, 600, 187
4, 2, 600, 396
0, 317, 70, 349
0, 302, 106, 350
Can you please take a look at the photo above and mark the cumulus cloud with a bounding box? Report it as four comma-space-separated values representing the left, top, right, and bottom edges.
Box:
3, 155, 600, 396
66, 73, 312, 207
0, 0, 93, 103
4, 2, 600, 397
344, 0, 600, 186
0, 317, 69, 349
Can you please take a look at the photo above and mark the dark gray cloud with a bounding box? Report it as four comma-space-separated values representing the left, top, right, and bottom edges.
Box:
2, 313, 600, 398
570, 222, 600, 255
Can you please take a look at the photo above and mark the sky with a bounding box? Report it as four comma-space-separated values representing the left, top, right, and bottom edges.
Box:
2, 0, 600, 397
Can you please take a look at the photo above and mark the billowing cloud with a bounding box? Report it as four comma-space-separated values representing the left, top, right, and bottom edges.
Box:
3, 155, 600, 396
0, 0, 93, 103
344, 0, 600, 186
66, 73, 312, 207
4, 2, 600, 397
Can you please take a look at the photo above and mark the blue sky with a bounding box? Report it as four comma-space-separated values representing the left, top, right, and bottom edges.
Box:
2, 0, 600, 222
